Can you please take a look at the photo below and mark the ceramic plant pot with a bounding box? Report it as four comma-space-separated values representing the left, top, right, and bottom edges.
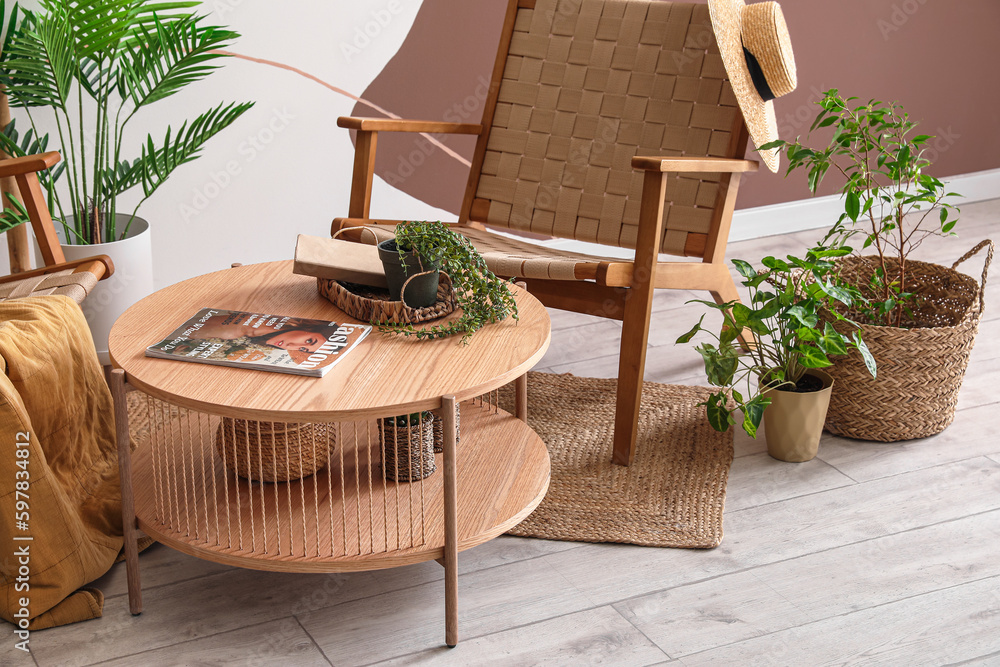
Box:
38, 215, 154, 364
377, 238, 440, 308
762, 369, 834, 463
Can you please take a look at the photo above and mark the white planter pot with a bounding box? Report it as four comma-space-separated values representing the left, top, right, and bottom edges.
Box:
36, 215, 154, 364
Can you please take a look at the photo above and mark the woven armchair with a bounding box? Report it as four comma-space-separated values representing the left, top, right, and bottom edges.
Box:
334, 0, 757, 465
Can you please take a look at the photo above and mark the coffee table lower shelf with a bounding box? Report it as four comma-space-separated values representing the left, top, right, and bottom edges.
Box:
130, 400, 550, 574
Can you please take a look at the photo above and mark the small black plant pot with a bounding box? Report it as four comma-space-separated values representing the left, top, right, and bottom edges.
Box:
377, 238, 440, 308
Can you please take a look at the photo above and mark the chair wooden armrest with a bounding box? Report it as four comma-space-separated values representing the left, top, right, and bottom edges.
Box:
0, 151, 60, 178
0, 255, 115, 285
337, 117, 482, 134
631, 156, 759, 173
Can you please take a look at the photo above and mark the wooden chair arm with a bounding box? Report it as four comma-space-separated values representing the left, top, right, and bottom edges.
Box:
337, 117, 482, 135
0, 255, 114, 284
0, 151, 61, 178
631, 156, 758, 173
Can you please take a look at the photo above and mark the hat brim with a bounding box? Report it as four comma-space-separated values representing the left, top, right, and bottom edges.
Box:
708, 0, 780, 173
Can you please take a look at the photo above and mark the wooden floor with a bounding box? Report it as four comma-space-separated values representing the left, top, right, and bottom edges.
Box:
18, 199, 1000, 666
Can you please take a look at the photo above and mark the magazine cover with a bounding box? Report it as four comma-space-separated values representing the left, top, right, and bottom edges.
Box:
146, 308, 371, 377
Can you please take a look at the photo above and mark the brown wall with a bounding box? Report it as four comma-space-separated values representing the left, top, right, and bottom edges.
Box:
355, 0, 1000, 213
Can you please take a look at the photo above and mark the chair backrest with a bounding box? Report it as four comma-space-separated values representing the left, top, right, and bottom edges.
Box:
461, 0, 749, 258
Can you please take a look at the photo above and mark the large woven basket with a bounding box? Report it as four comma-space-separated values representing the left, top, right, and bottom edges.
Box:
215, 418, 332, 483
823, 240, 992, 441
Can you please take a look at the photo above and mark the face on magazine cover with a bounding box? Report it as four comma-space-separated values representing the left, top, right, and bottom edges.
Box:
262, 329, 326, 353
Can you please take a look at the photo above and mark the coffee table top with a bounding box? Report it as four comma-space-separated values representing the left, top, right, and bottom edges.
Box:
109, 261, 551, 420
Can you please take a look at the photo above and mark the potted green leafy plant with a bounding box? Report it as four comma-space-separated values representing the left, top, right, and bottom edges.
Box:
762, 90, 992, 441
678, 245, 876, 462
378, 221, 518, 343
0, 0, 253, 362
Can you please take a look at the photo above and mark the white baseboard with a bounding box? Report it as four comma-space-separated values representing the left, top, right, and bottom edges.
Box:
730, 167, 1000, 242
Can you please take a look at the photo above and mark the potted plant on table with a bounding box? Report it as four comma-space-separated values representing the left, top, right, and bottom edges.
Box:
762, 90, 992, 441
377, 220, 518, 343
678, 245, 876, 462
0, 0, 253, 362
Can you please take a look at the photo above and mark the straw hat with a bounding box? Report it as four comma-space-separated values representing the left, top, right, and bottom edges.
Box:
708, 0, 797, 172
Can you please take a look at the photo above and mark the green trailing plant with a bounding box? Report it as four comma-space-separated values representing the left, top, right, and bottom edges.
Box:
677, 245, 876, 437
0, 0, 253, 244
761, 90, 961, 327
380, 220, 518, 343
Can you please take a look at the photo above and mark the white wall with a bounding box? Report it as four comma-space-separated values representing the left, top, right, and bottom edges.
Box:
3, 0, 449, 288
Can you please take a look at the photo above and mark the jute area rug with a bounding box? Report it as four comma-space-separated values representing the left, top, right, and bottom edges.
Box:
501, 372, 734, 549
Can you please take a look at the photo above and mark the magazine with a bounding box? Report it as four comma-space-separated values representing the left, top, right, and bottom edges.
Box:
145, 308, 371, 377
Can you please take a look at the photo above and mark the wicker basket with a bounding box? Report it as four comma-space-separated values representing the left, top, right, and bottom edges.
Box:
318, 272, 456, 325
823, 240, 992, 441
431, 404, 461, 453
215, 418, 331, 483
379, 417, 437, 482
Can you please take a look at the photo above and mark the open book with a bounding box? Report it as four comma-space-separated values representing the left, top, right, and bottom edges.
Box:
145, 308, 371, 377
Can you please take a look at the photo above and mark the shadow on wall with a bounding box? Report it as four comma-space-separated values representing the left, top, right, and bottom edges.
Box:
349, 0, 508, 216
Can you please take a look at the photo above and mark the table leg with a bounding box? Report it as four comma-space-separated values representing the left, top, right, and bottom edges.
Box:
515, 374, 528, 422
110, 369, 143, 615
442, 395, 459, 647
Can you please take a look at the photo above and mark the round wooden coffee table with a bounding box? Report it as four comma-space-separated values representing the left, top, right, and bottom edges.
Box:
108, 261, 551, 647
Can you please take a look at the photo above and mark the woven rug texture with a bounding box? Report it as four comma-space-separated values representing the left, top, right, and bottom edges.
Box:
501, 372, 734, 548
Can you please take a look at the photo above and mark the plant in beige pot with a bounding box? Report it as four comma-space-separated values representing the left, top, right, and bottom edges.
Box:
678, 245, 876, 462
762, 90, 992, 441
0, 0, 253, 362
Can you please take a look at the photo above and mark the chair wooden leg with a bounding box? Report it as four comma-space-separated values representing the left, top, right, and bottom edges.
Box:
612, 289, 656, 466
611, 170, 666, 467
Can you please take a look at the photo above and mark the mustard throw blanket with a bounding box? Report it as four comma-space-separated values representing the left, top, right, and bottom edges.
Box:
0, 295, 122, 630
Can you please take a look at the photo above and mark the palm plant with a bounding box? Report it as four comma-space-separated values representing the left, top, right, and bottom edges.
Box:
0, 0, 253, 244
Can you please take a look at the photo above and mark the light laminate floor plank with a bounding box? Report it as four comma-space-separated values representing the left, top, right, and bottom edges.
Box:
92, 617, 331, 667
542, 456, 1000, 606
678, 575, 1000, 666
816, 402, 1000, 483
296, 557, 594, 667
620, 508, 1000, 660
369, 607, 670, 667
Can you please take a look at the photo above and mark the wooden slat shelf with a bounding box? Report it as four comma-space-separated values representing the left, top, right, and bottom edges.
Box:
132, 400, 550, 573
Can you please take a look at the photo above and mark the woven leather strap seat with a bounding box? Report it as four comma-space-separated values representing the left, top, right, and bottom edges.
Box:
354, 222, 624, 282
0, 270, 97, 304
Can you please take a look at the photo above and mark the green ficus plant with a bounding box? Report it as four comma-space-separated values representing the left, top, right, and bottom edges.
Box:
379, 220, 518, 343
0, 0, 253, 244
677, 245, 877, 437
760, 90, 961, 328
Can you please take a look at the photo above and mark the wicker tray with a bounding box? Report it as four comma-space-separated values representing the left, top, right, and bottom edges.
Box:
318, 272, 456, 325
